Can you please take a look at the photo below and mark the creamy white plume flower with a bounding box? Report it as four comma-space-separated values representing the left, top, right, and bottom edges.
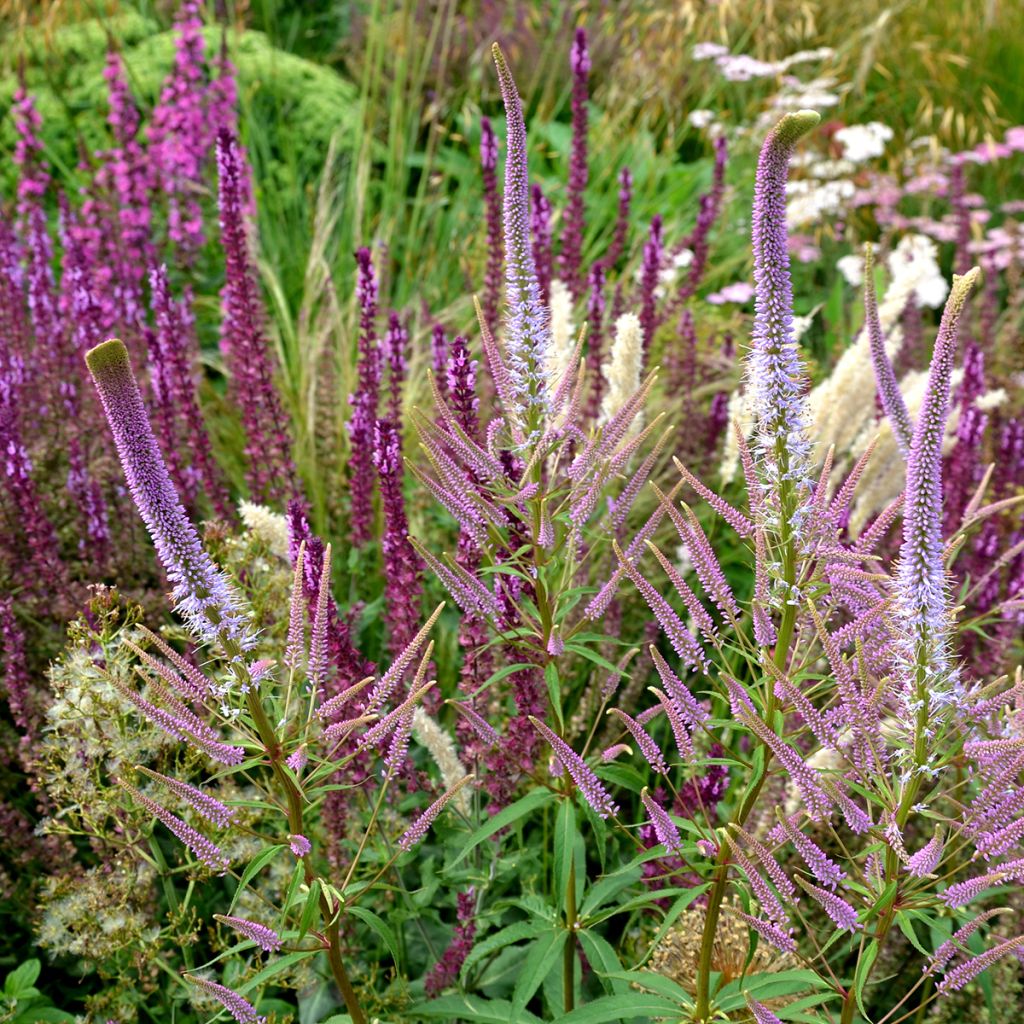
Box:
720, 388, 755, 484
835, 122, 894, 163
238, 502, 290, 559
836, 254, 864, 287
412, 708, 470, 814
786, 178, 855, 229
544, 279, 576, 389
600, 312, 644, 426
888, 234, 948, 309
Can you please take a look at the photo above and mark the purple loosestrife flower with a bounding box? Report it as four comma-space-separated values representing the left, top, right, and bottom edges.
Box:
530, 716, 619, 818
383, 312, 408, 425
446, 335, 480, 438
944, 342, 987, 532
585, 262, 606, 419
864, 243, 913, 457
120, 782, 228, 871
186, 975, 265, 1024
559, 28, 590, 303
216, 129, 297, 504
431, 323, 449, 403
0, 598, 33, 734
601, 167, 632, 274
373, 419, 423, 657
531, 185, 554, 307
493, 44, 551, 428
150, 266, 231, 518
86, 339, 255, 652
425, 888, 477, 996
147, 0, 211, 260
936, 935, 1024, 995
895, 268, 980, 693
638, 215, 663, 354
748, 111, 819, 507
348, 247, 381, 545
479, 117, 503, 336
678, 135, 728, 304
214, 914, 282, 953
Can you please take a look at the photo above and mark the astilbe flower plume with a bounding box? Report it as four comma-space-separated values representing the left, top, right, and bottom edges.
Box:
216, 128, 297, 504
85, 339, 254, 652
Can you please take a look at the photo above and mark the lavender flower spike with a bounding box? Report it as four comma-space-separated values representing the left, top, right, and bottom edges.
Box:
530, 716, 619, 818
864, 243, 913, 457
492, 44, 550, 427
214, 914, 282, 952
186, 975, 266, 1024
748, 110, 819, 501
640, 787, 682, 853
397, 775, 475, 851
895, 268, 980, 684
936, 935, 1024, 994
86, 340, 254, 651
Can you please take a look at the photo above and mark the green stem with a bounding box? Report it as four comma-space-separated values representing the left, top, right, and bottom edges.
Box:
564, 859, 577, 1014
150, 833, 194, 971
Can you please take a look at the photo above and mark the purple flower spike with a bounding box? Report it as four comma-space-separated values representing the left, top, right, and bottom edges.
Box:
559, 28, 590, 302
480, 117, 503, 336
640, 787, 682, 853
906, 830, 944, 877
136, 767, 235, 828
864, 243, 913, 457
747, 997, 785, 1024
86, 340, 254, 652
186, 975, 266, 1024
748, 110, 819, 500
895, 268, 980, 684
492, 44, 550, 426
530, 717, 619, 819
531, 185, 554, 307
608, 709, 667, 774
121, 782, 229, 871
936, 936, 1024, 995
348, 247, 382, 545
398, 776, 475, 851
639, 215, 663, 354
798, 878, 860, 931
216, 129, 297, 504
215, 914, 282, 953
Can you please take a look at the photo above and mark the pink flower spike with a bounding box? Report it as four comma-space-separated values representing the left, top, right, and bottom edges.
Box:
640, 787, 683, 854
747, 997, 784, 1024
398, 776, 475, 851
798, 878, 860, 931
906, 830, 944, 878
530, 717, 619, 819
186, 975, 265, 1024
215, 914, 282, 952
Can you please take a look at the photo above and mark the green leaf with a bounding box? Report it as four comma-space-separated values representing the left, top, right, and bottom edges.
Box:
555, 993, 685, 1023
577, 932, 628, 996
347, 905, 401, 967
553, 799, 576, 910
853, 940, 879, 1017
235, 951, 313, 995
14, 1008, 74, 1023
717, 969, 824, 1010
297, 879, 321, 940
5, 960, 41, 996
895, 911, 932, 956
448, 788, 557, 869
229, 844, 284, 914
511, 930, 567, 1019
579, 865, 643, 919
408, 994, 544, 1023
460, 920, 554, 984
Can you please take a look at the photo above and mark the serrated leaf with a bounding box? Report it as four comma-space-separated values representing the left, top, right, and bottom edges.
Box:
229, 845, 284, 914
555, 993, 685, 1023
460, 920, 553, 984
448, 788, 557, 869
298, 879, 321, 939
511, 930, 566, 1019
577, 932, 628, 996
408, 994, 545, 1023
347, 905, 401, 967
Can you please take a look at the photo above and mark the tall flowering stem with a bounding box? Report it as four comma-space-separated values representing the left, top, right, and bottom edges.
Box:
216, 129, 297, 504
559, 28, 589, 303
493, 43, 550, 434
895, 269, 980, 793
694, 111, 819, 1024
